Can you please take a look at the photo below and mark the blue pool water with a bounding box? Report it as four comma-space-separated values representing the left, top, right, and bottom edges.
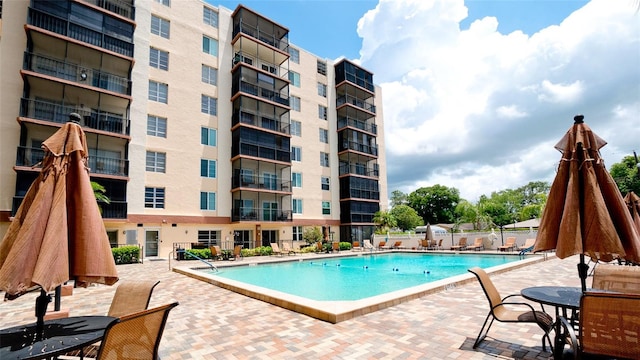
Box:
207, 253, 519, 301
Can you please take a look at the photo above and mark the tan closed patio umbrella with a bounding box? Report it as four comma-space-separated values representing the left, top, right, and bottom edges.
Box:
0, 115, 118, 335
534, 115, 640, 291
624, 191, 640, 235
424, 223, 434, 247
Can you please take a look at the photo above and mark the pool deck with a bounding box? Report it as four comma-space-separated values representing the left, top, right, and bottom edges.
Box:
1, 250, 581, 359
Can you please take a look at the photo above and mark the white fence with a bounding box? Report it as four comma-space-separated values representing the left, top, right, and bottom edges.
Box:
372, 230, 538, 251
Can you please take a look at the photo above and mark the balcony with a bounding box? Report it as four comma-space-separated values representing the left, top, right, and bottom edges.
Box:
16, 147, 128, 177
235, 80, 289, 107
232, 173, 291, 192
20, 98, 129, 135
337, 116, 377, 135
235, 140, 291, 163
336, 94, 376, 114
80, 0, 135, 20
23, 52, 131, 95
233, 110, 289, 135
340, 140, 378, 157
339, 163, 379, 178
231, 207, 292, 222
13, 196, 127, 219
28, 7, 134, 57
233, 22, 289, 53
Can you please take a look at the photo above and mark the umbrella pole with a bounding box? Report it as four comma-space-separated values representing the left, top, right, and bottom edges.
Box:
35, 289, 51, 340
54, 285, 61, 311
578, 254, 588, 292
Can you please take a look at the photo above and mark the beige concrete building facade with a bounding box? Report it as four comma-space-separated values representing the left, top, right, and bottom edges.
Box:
0, 0, 387, 259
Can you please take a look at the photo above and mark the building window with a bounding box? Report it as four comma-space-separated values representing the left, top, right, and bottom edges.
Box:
145, 187, 165, 208
200, 159, 216, 178
147, 115, 167, 137
288, 71, 300, 87
290, 96, 301, 111
198, 230, 219, 245
201, 95, 217, 115
203, 7, 218, 28
150, 47, 169, 70
200, 192, 216, 210
321, 176, 330, 191
203, 35, 218, 56
151, 15, 170, 38
291, 146, 302, 162
292, 226, 303, 241
289, 47, 299, 64
155, 0, 170, 6
322, 201, 331, 215
202, 64, 217, 85
290, 120, 301, 136
318, 105, 327, 120
317, 60, 327, 75
319, 128, 328, 143
201, 127, 217, 146
292, 172, 302, 187
146, 151, 166, 173
149, 81, 168, 103
293, 199, 303, 214
317, 82, 327, 97
320, 152, 329, 167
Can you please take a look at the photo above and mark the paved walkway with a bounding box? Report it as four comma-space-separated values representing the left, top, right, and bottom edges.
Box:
1, 252, 583, 359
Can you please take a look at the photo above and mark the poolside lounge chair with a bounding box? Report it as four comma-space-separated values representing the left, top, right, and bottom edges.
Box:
592, 264, 640, 294
332, 241, 340, 252
558, 292, 640, 360
377, 241, 387, 250
363, 240, 375, 251
516, 238, 535, 252
468, 237, 484, 251
451, 237, 467, 251
351, 241, 363, 251
282, 242, 300, 255
498, 237, 516, 252
209, 246, 223, 261
271, 243, 284, 256
231, 245, 243, 260
468, 267, 553, 351
391, 241, 403, 249
417, 239, 428, 250
436, 239, 444, 250
97, 302, 179, 360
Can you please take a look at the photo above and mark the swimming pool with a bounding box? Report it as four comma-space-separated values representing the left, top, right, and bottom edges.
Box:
207, 253, 518, 301
174, 252, 543, 323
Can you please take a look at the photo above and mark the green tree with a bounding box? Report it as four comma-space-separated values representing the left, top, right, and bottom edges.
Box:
302, 226, 323, 245
91, 181, 110, 214
610, 155, 640, 195
454, 200, 492, 230
390, 190, 408, 207
373, 210, 397, 234
407, 185, 460, 224
390, 205, 423, 231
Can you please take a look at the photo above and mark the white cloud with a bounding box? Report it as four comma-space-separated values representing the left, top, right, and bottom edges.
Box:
357, 0, 640, 201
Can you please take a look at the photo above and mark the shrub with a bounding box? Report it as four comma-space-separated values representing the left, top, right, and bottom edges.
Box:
339, 242, 352, 251
300, 246, 317, 253
184, 248, 210, 260
112, 246, 140, 264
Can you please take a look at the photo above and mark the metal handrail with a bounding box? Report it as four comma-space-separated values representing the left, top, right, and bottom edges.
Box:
178, 249, 218, 272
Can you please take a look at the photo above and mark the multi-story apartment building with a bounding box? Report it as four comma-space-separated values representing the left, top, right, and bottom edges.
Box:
0, 0, 386, 258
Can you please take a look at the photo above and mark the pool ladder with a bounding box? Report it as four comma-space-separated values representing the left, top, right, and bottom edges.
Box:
171, 249, 218, 272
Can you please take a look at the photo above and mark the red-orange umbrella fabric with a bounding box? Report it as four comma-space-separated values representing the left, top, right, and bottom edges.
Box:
0, 120, 118, 296
624, 191, 640, 236
534, 115, 640, 290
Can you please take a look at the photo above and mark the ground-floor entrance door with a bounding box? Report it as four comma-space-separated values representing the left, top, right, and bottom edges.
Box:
145, 230, 159, 257
261, 230, 278, 247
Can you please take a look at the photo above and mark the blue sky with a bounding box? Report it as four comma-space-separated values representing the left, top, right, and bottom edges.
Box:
214, 0, 639, 202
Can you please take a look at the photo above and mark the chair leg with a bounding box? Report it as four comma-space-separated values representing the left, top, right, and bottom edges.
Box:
473, 314, 495, 348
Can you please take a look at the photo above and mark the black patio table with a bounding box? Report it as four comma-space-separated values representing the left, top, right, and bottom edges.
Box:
521, 286, 583, 359
0, 315, 115, 360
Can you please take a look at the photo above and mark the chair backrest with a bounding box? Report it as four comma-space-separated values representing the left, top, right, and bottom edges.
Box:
213, 245, 222, 255
378, 241, 386, 248
421, 239, 428, 247
353, 241, 360, 248
363, 240, 374, 249
233, 245, 242, 256
316, 242, 322, 250
458, 237, 467, 246
579, 292, 640, 359
108, 280, 160, 318
438, 239, 443, 246
468, 267, 504, 314
473, 238, 483, 246
592, 264, 640, 294
97, 302, 179, 360
270, 243, 280, 252
522, 238, 535, 248
332, 242, 339, 250
282, 242, 291, 251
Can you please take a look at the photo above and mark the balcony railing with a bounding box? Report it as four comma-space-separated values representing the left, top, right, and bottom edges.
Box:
237, 140, 291, 163
231, 207, 292, 222
28, 8, 134, 57
80, 0, 135, 20
340, 141, 378, 157
20, 98, 129, 135
337, 116, 377, 135
344, 72, 375, 92
237, 80, 289, 106
16, 147, 128, 177
24, 52, 131, 95
339, 163, 379, 177
232, 173, 291, 192
234, 23, 289, 52
336, 95, 376, 114
233, 110, 289, 135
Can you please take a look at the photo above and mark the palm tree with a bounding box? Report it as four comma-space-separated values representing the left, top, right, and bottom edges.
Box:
91, 181, 110, 214
373, 210, 397, 234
